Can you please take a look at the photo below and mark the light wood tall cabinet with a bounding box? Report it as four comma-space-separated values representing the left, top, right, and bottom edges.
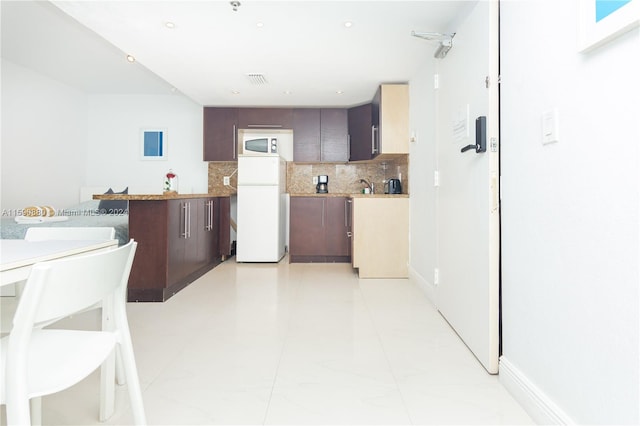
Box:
374, 83, 410, 155
351, 196, 409, 278
348, 84, 409, 161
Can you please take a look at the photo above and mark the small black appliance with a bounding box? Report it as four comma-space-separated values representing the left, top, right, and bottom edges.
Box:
385, 178, 402, 194
316, 175, 328, 193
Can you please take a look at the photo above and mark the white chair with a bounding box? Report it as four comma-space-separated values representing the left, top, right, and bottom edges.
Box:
24, 226, 116, 241
23, 225, 124, 389
0, 240, 146, 425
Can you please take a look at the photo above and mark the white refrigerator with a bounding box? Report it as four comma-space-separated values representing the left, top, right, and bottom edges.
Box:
236, 155, 286, 262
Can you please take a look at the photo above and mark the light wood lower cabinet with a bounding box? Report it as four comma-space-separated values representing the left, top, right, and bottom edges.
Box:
351, 197, 409, 278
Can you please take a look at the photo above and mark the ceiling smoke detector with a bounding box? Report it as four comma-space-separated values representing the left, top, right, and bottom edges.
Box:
246, 73, 268, 85
230, 1, 241, 12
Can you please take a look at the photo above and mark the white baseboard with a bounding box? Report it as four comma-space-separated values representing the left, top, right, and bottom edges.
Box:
409, 266, 437, 306
499, 356, 574, 425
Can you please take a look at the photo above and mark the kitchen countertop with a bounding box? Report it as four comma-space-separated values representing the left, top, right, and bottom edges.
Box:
290, 193, 409, 198
93, 193, 230, 201
94, 193, 409, 201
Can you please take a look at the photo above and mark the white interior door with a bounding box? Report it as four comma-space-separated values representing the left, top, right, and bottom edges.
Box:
436, 0, 500, 373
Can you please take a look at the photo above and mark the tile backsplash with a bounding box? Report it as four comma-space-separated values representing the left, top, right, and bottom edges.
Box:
208, 155, 408, 195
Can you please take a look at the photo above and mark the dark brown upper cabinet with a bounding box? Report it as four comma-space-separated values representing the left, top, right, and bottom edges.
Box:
203, 107, 238, 161
320, 108, 349, 162
348, 103, 374, 161
292, 108, 321, 162
293, 108, 348, 162
237, 108, 293, 129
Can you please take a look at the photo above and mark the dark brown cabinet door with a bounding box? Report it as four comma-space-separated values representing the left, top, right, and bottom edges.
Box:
289, 197, 325, 259
127, 198, 223, 302
238, 108, 293, 129
127, 200, 169, 298
217, 197, 231, 258
195, 198, 217, 270
203, 107, 238, 161
371, 87, 381, 156
290, 197, 351, 262
168, 199, 188, 286
325, 197, 351, 259
184, 200, 201, 276
293, 108, 321, 162
321, 109, 349, 162
348, 103, 374, 161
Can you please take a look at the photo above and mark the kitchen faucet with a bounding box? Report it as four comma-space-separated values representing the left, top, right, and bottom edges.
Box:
359, 179, 374, 194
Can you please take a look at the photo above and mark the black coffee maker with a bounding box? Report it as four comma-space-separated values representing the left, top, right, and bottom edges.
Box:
316, 175, 328, 193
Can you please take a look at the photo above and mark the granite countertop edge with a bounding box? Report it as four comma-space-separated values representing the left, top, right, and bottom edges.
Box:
289, 193, 409, 198
95, 192, 409, 201
94, 193, 234, 200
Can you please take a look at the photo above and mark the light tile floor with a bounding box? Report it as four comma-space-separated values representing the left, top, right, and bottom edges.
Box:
1, 258, 534, 425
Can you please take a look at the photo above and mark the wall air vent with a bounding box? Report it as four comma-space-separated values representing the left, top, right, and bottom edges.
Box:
246, 73, 268, 85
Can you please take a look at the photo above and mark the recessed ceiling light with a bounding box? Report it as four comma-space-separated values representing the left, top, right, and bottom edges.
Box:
231, 90, 240, 95
256, 22, 264, 28
164, 21, 175, 29
344, 21, 353, 28
283, 90, 292, 95
126, 54, 136, 63
336, 90, 344, 95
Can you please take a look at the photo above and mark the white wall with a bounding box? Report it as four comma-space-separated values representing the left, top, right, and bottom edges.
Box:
1, 59, 88, 211
0, 60, 206, 211
408, 58, 438, 299
86, 94, 206, 194
500, 1, 639, 424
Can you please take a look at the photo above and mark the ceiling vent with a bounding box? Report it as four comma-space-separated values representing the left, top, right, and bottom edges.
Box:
246, 73, 268, 85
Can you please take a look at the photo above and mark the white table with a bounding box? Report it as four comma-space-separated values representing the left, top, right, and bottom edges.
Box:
1, 239, 118, 288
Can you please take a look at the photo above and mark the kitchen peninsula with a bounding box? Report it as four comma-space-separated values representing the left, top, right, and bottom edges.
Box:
94, 193, 231, 302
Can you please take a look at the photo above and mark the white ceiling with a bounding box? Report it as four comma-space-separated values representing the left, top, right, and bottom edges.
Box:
2, 0, 475, 107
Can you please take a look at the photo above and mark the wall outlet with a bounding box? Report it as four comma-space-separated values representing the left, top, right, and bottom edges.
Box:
312, 176, 318, 184
223, 176, 230, 185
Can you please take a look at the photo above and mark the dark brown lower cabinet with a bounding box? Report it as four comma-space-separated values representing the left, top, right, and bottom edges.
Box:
289, 196, 351, 263
217, 196, 232, 259
127, 197, 221, 302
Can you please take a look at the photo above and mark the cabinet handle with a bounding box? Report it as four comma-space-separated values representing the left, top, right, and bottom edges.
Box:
205, 201, 209, 231
181, 203, 188, 238
204, 201, 209, 231
233, 124, 237, 160
208, 200, 214, 231
347, 231, 353, 238
187, 203, 191, 238
371, 125, 379, 154
187, 202, 192, 238
247, 124, 283, 128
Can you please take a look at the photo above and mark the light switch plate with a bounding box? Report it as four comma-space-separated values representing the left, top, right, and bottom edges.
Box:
542, 108, 559, 145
